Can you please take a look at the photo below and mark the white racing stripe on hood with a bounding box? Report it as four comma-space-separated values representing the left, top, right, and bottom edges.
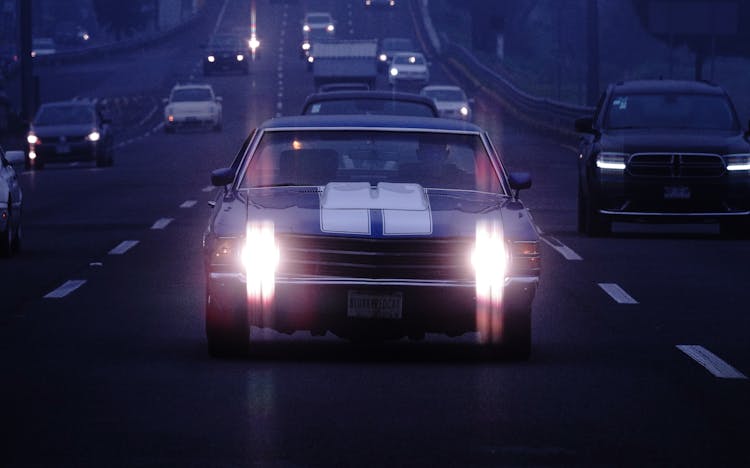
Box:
319, 182, 432, 235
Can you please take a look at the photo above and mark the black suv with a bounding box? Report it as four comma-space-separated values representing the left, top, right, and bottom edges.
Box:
575, 80, 750, 236
203, 34, 249, 75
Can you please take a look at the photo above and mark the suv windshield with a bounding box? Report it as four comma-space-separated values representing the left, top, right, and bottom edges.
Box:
240, 130, 502, 192
393, 55, 424, 65
605, 93, 739, 130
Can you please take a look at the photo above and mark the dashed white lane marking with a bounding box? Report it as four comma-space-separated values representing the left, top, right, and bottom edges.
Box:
151, 218, 174, 230
598, 283, 638, 304
44, 280, 87, 299
108, 240, 140, 255
138, 104, 158, 126
202, 186, 215, 192
180, 200, 197, 208
677, 345, 747, 379
541, 236, 582, 261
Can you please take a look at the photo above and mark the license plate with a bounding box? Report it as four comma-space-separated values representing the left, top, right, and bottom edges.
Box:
664, 186, 690, 200
56, 143, 70, 154
347, 291, 403, 319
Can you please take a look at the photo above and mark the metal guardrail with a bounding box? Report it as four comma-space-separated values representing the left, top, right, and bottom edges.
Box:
413, 0, 594, 137
30, 11, 204, 67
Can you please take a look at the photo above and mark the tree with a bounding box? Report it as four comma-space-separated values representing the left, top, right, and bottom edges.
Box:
631, 0, 750, 80
92, 0, 149, 41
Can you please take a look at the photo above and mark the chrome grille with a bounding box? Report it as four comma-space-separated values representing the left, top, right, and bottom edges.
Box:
628, 153, 725, 178
276, 234, 473, 280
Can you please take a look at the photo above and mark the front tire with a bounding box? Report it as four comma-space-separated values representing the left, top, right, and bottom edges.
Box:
578, 184, 611, 237
206, 294, 249, 358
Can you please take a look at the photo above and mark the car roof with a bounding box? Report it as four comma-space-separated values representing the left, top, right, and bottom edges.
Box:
259, 114, 482, 132
171, 83, 213, 90
609, 79, 727, 95
40, 99, 95, 108
305, 12, 332, 19
392, 51, 424, 58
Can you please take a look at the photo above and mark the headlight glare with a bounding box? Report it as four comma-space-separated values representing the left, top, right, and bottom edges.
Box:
596, 152, 628, 171
725, 154, 750, 172
207, 55, 215, 63
27, 133, 38, 145
243, 221, 279, 302
87, 131, 100, 142
460, 106, 469, 116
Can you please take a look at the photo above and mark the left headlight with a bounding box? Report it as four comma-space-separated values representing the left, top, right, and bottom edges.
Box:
459, 106, 469, 117
471, 221, 508, 300
326, 24, 335, 33
86, 130, 101, 142
242, 221, 279, 301
725, 154, 750, 172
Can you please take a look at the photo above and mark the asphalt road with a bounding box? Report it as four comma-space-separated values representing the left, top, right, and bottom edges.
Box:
2, 0, 749, 466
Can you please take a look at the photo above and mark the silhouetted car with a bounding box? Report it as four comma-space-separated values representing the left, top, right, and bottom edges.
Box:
0, 146, 23, 257
203, 34, 249, 75
26, 100, 114, 169
301, 90, 439, 117
203, 115, 540, 359
576, 79, 750, 236
377, 37, 415, 72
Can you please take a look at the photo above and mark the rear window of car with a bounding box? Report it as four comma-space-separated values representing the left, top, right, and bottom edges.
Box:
304, 99, 436, 117
171, 88, 213, 102
605, 93, 739, 131
240, 130, 502, 193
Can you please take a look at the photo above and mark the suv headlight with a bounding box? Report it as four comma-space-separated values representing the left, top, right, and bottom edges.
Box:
596, 152, 628, 171
725, 154, 750, 172
86, 130, 100, 142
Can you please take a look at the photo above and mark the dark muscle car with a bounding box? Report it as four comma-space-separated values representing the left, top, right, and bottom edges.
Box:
203, 115, 541, 359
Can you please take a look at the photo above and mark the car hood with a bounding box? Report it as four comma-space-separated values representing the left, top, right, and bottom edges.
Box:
31, 124, 92, 138
393, 64, 427, 72
213, 183, 532, 240
434, 101, 468, 111
599, 129, 750, 155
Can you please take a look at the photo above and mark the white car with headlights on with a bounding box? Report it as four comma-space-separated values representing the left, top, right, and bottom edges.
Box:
164, 83, 223, 133
203, 115, 541, 359
388, 52, 430, 87
421, 85, 473, 121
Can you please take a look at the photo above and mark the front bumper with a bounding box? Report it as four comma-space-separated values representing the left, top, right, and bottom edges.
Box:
207, 273, 538, 336
594, 170, 750, 220
32, 141, 99, 161
166, 114, 218, 128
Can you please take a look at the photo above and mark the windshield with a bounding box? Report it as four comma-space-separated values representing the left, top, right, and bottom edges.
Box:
209, 35, 242, 48
605, 93, 739, 130
306, 14, 331, 24
170, 88, 213, 102
304, 99, 435, 117
241, 130, 502, 193
393, 54, 424, 65
382, 38, 414, 51
423, 89, 466, 101
34, 105, 94, 125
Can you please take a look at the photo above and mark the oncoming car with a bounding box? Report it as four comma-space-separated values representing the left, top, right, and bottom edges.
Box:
164, 83, 223, 133
301, 90, 439, 117
388, 52, 430, 87
576, 79, 750, 236
26, 99, 114, 169
421, 85, 473, 120
203, 34, 249, 75
203, 115, 541, 359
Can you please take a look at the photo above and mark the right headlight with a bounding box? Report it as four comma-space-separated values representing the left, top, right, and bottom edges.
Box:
595, 152, 628, 171
725, 154, 750, 172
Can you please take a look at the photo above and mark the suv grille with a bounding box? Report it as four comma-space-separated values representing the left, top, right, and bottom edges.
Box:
628, 153, 725, 178
276, 234, 473, 281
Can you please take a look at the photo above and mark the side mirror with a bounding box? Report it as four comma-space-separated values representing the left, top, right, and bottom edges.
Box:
211, 167, 234, 187
508, 171, 532, 199
574, 117, 595, 134
216, 96, 223, 102
5, 150, 25, 165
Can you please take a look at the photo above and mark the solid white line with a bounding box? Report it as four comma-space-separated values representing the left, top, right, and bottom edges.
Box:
598, 283, 638, 304
44, 280, 87, 299
180, 200, 197, 208
541, 236, 583, 261
151, 218, 174, 230
677, 345, 747, 379
108, 240, 139, 255
202, 186, 215, 193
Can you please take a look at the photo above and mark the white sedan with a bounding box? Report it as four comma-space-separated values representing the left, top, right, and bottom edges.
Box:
420, 85, 473, 120
388, 52, 430, 87
164, 83, 223, 133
